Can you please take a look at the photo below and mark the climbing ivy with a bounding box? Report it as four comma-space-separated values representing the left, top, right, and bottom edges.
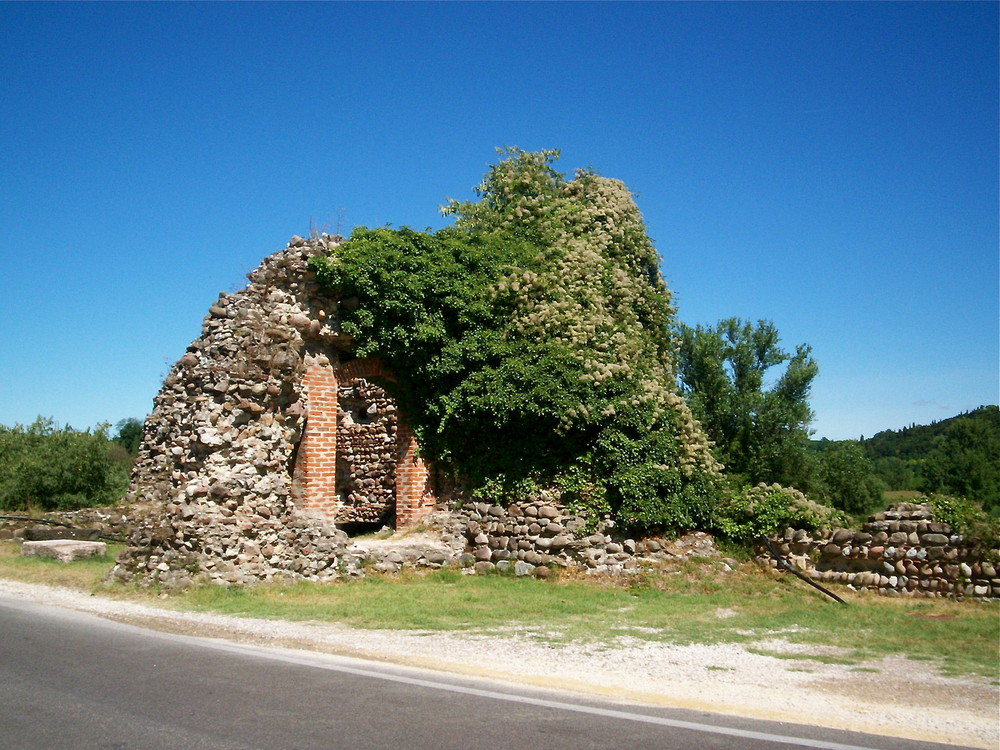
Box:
310, 148, 722, 530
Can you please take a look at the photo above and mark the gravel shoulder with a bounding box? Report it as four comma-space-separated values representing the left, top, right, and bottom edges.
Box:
1, 578, 996, 749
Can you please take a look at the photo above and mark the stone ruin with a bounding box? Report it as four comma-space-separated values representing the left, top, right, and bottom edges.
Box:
110, 236, 999, 599
110, 233, 730, 587
113, 235, 441, 586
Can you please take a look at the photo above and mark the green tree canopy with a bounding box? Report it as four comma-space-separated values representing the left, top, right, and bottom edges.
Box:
311, 148, 721, 530
113, 417, 144, 457
676, 318, 818, 488
812, 440, 884, 516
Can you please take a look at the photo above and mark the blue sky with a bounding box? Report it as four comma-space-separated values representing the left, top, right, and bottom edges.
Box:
1, 2, 996, 441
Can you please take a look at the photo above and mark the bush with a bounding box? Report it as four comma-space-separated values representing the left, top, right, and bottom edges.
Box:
926, 494, 1000, 553
715, 482, 849, 543
0, 417, 130, 511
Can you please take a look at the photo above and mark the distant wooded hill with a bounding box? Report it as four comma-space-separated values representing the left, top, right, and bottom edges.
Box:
851, 405, 999, 512
862, 405, 999, 460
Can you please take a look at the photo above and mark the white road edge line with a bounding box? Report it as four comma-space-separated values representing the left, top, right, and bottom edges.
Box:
176, 629, 887, 750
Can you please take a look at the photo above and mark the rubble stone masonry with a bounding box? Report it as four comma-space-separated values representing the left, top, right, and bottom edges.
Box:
112, 235, 436, 586
767, 503, 999, 600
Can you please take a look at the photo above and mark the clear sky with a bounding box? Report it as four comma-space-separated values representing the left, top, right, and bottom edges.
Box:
1, 2, 997, 441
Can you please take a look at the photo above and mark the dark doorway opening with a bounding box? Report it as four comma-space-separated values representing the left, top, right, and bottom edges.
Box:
336, 520, 393, 538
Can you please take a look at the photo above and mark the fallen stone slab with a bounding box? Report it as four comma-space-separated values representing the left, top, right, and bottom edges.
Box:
23, 526, 102, 542
21, 540, 107, 563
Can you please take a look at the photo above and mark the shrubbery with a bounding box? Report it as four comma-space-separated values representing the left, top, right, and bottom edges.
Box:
0, 417, 131, 511
714, 482, 850, 542
925, 493, 1000, 552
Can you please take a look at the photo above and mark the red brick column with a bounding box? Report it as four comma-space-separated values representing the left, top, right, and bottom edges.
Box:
395, 421, 435, 526
295, 364, 339, 517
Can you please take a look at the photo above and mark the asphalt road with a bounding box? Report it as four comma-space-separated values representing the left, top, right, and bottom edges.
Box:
0, 597, 975, 750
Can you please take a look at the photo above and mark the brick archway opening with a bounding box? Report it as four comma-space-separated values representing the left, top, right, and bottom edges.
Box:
293, 357, 435, 532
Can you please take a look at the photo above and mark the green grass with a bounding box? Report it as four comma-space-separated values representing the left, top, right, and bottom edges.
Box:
0, 540, 123, 589
174, 563, 999, 679
1, 540, 997, 680
883, 490, 924, 502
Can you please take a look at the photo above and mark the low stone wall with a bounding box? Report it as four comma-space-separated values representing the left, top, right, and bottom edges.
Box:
302, 500, 725, 580
1, 500, 724, 588
0, 508, 132, 540
451, 497, 721, 578
768, 503, 999, 599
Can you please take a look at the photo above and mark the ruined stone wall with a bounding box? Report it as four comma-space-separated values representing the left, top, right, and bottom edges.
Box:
113, 235, 435, 587
310, 498, 725, 578
292, 357, 437, 527
768, 503, 999, 600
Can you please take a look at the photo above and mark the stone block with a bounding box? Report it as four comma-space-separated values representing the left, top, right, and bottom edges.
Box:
513, 560, 535, 577
23, 526, 102, 542
21, 540, 107, 563
920, 533, 949, 546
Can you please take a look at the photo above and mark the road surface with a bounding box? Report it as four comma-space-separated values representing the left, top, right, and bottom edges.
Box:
0, 597, 974, 750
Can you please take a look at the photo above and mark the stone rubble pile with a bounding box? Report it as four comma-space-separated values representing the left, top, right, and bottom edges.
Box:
769, 502, 999, 599
343, 511, 469, 574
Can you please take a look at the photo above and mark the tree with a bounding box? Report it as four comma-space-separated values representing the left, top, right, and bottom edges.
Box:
0, 417, 129, 511
676, 318, 819, 488
870, 455, 919, 492
113, 417, 144, 457
860, 405, 1000, 495
813, 440, 884, 516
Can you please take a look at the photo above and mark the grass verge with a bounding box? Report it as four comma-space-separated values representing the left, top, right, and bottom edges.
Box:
1, 541, 997, 680
0, 540, 123, 589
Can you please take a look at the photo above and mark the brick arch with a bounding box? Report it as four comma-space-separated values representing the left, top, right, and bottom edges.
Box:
293, 357, 434, 528
334, 357, 396, 384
